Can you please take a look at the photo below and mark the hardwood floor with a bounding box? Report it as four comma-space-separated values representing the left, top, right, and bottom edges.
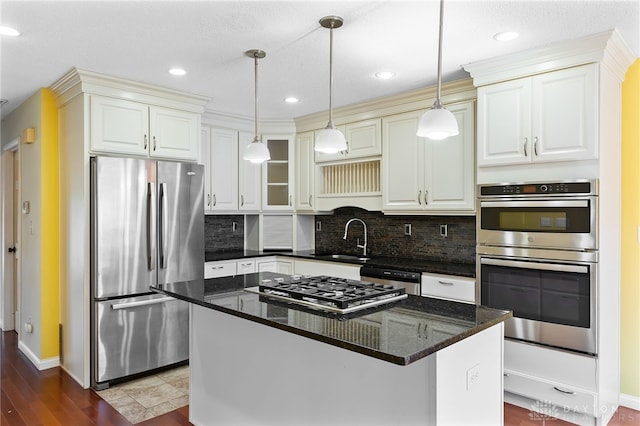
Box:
1, 330, 638, 425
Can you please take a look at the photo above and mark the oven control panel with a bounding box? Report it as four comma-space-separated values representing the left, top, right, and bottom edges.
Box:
479, 180, 596, 197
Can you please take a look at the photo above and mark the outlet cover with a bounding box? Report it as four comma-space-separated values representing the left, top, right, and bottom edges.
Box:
466, 363, 481, 390
404, 223, 412, 236
316, 221, 322, 232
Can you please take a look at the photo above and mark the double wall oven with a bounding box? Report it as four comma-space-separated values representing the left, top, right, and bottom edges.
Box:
477, 180, 598, 355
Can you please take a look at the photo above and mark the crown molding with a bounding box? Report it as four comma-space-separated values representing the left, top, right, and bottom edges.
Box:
49, 67, 210, 113
202, 109, 295, 134
463, 29, 635, 87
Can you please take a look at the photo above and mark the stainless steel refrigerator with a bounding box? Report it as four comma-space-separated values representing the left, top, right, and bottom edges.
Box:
90, 156, 204, 390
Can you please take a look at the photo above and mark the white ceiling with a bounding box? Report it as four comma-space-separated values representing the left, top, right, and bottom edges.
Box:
1, 0, 638, 122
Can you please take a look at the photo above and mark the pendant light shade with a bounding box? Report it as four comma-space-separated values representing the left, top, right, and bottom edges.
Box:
416, 0, 459, 140
315, 16, 347, 154
243, 49, 271, 163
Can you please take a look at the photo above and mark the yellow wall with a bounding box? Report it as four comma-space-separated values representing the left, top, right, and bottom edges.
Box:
621, 58, 640, 397
40, 88, 59, 358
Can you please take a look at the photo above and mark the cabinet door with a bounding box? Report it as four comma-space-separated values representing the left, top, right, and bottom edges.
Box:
210, 128, 238, 211
477, 79, 531, 166
295, 131, 315, 211
382, 110, 424, 211
423, 101, 475, 211
344, 118, 381, 158
381, 312, 421, 352
200, 127, 213, 210
262, 136, 294, 211
275, 260, 293, 275
90, 96, 149, 156
532, 64, 597, 162
238, 132, 262, 211
236, 259, 256, 275
149, 106, 199, 161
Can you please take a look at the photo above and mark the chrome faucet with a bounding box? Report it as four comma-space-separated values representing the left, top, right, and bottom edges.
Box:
343, 218, 368, 256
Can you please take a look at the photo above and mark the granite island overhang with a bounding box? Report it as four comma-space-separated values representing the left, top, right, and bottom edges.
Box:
153, 272, 512, 425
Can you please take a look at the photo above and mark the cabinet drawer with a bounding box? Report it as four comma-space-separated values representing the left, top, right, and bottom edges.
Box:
236, 259, 256, 275
421, 273, 475, 303
504, 369, 597, 417
204, 261, 236, 279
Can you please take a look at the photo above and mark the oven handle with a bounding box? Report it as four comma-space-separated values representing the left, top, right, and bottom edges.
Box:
480, 257, 588, 274
480, 200, 590, 208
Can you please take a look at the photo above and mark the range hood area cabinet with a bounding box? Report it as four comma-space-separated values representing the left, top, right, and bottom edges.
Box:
382, 101, 476, 214
294, 131, 316, 212
476, 63, 597, 167
90, 94, 201, 162
199, 126, 262, 213
315, 118, 382, 163
262, 136, 295, 211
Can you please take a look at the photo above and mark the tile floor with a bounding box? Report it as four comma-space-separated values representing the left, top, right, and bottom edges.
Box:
95, 365, 189, 424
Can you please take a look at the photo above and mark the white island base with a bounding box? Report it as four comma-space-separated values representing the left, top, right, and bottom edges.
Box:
189, 304, 505, 426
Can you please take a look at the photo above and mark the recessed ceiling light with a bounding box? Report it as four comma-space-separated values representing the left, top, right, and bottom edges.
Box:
284, 97, 300, 104
374, 71, 396, 80
169, 68, 186, 76
0, 26, 20, 37
493, 31, 519, 42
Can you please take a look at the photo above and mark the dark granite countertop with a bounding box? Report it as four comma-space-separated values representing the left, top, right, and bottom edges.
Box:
205, 250, 476, 278
153, 272, 510, 366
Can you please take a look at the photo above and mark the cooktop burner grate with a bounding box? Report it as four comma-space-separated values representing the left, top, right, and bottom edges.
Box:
249, 275, 407, 313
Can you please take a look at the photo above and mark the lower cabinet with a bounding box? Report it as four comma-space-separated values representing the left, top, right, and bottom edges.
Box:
421, 273, 475, 304
204, 259, 256, 279
380, 311, 469, 352
205, 292, 262, 315
256, 256, 293, 275
293, 259, 360, 280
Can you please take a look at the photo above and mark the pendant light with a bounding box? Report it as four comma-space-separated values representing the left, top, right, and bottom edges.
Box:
416, 0, 459, 140
243, 49, 271, 164
315, 16, 348, 154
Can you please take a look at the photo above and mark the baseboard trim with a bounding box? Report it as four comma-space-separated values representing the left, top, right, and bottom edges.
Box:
17, 340, 60, 370
620, 393, 640, 411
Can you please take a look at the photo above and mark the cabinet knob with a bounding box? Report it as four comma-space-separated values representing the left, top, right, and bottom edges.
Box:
523, 138, 528, 157
309, 195, 312, 207
424, 190, 428, 205
207, 194, 211, 207
213, 194, 217, 206
144, 134, 148, 150
289, 195, 292, 206
240, 195, 244, 207
418, 190, 422, 205
533, 137, 539, 156
153, 136, 157, 151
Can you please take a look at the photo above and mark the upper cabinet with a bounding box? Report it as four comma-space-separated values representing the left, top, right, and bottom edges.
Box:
382, 101, 475, 213
238, 131, 262, 212
477, 64, 597, 167
295, 131, 315, 212
90, 95, 200, 161
262, 136, 295, 211
315, 118, 382, 163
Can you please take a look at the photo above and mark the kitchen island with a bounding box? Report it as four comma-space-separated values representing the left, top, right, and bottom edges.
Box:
154, 272, 511, 426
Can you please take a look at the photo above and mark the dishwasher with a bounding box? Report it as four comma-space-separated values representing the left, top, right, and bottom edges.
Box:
360, 266, 421, 295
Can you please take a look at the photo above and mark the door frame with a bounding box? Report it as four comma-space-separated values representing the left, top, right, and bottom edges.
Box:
1, 137, 20, 331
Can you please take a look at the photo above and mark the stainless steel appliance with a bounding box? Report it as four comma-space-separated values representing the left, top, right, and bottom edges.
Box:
360, 266, 421, 296
90, 156, 204, 389
246, 275, 407, 314
477, 180, 598, 355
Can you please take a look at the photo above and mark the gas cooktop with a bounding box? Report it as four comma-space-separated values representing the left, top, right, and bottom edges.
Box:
245, 275, 408, 314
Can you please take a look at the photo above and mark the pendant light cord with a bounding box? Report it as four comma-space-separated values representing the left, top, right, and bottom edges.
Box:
434, 0, 444, 108
253, 53, 259, 141
328, 23, 335, 125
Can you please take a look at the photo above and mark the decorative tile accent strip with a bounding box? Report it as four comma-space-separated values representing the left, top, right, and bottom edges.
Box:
315, 207, 476, 264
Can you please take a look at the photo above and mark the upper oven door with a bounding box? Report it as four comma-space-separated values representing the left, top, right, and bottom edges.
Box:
477, 198, 597, 250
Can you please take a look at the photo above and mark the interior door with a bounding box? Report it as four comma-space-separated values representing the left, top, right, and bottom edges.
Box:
1, 148, 18, 331
156, 161, 204, 285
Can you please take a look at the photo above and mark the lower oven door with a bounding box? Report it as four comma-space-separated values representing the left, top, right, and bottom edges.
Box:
478, 250, 597, 355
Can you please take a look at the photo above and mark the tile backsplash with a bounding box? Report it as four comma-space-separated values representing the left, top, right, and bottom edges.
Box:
315, 207, 476, 264
205, 215, 244, 252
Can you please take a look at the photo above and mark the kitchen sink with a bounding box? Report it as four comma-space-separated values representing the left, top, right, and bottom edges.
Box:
325, 254, 371, 262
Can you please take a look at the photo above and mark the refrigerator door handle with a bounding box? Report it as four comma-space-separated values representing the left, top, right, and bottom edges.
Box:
159, 182, 168, 269
111, 296, 175, 310
147, 182, 156, 271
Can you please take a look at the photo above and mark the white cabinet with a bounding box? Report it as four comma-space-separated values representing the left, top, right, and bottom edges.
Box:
477, 64, 597, 167
294, 131, 315, 212
293, 259, 360, 280
315, 119, 382, 163
382, 101, 475, 213
256, 256, 293, 274
381, 311, 469, 352
421, 273, 475, 304
262, 136, 295, 211
204, 261, 237, 279
203, 127, 238, 211
236, 259, 256, 275
90, 95, 199, 161
238, 132, 263, 211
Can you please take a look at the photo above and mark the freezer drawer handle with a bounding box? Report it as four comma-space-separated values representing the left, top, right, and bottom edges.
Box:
111, 296, 175, 310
